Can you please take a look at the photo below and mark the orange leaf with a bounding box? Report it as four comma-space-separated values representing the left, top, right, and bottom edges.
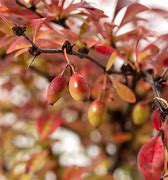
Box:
31, 18, 46, 42
63, 166, 84, 180
111, 77, 136, 103
7, 37, 30, 54
111, 133, 132, 143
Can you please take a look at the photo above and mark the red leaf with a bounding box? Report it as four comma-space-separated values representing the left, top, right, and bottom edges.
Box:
7, 37, 30, 54
1, 0, 17, 9
120, 3, 149, 26
31, 18, 46, 42
36, 113, 63, 139
138, 134, 164, 180
163, 58, 168, 67
95, 45, 115, 55
114, 0, 132, 18
80, 2, 107, 20
151, 110, 161, 131
161, 120, 168, 146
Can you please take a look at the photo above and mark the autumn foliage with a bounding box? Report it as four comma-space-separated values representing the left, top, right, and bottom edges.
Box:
0, 0, 168, 179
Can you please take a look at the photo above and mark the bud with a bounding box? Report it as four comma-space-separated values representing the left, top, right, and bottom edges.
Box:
88, 100, 107, 127
47, 75, 67, 105
132, 102, 150, 125
69, 73, 90, 101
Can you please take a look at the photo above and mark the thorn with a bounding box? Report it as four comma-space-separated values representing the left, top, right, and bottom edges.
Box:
27, 56, 37, 69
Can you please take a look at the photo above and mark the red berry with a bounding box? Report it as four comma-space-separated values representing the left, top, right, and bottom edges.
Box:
88, 100, 107, 127
47, 75, 67, 105
69, 73, 90, 101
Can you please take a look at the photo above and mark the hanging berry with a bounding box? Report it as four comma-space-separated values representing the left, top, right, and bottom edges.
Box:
47, 75, 67, 105
88, 99, 107, 127
69, 72, 90, 101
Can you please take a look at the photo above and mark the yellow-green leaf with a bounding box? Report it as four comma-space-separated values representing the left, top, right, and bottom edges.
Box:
111, 77, 136, 103
106, 52, 117, 71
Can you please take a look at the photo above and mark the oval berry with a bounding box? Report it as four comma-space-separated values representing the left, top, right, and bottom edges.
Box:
47, 75, 67, 105
88, 100, 107, 127
132, 102, 150, 125
69, 73, 90, 101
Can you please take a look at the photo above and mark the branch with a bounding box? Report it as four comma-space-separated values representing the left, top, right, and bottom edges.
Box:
13, 25, 133, 77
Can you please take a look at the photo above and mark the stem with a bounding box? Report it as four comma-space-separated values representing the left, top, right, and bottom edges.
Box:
63, 48, 71, 64
98, 73, 108, 100
134, 39, 140, 72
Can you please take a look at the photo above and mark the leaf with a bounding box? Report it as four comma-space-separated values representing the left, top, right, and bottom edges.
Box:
162, 121, 168, 148
111, 132, 132, 143
79, 17, 90, 36
25, 151, 48, 173
36, 29, 54, 40
7, 37, 30, 54
0, 36, 15, 48
154, 97, 168, 109
164, 58, 168, 67
111, 77, 136, 103
137, 134, 164, 180
115, 27, 146, 41
120, 3, 149, 26
114, 0, 132, 19
15, 48, 29, 57
151, 109, 161, 131
95, 45, 115, 55
31, 18, 46, 42
36, 113, 63, 139
80, 1, 107, 20
106, 51, 117, 71
63, 166, 84, 180
139, 44, 160, 62
0, 13, 13, 28
103, 22, 116, 40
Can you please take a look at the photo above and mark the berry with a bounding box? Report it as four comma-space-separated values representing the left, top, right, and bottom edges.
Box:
47, 75, 67, 105
69, 73, 90, 101
88, 100, 107, 127
132, 102, 150, 125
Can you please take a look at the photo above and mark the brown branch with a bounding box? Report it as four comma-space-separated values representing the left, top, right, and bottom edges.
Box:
12, 25, 136, 77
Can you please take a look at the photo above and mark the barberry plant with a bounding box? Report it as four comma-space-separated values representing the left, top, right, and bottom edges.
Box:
0, 0, 168, 179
